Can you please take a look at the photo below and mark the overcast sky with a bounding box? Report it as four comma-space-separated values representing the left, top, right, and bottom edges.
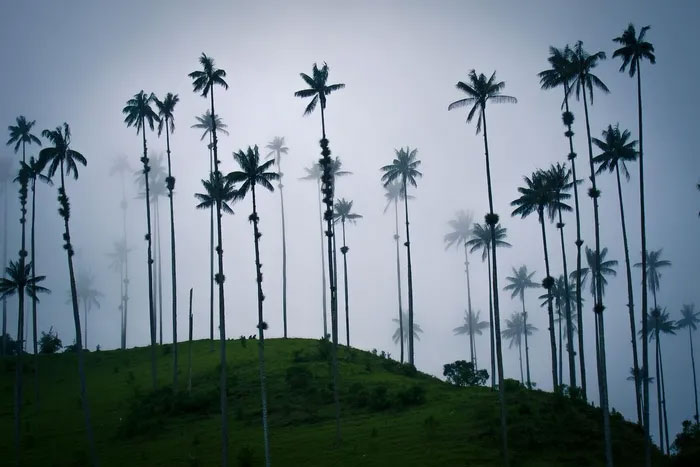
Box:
1, 0, 698, 446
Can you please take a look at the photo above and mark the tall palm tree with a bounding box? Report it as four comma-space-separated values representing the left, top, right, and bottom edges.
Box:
511, 169, 570, 391
266, 136, 290, 338
501, 313, 536, 385
333, 198, 362, 348
107, 240, 130, 349
155, 92, 180, 388
228, 145, 278, 467
384, 181, 409, 363
613, 26, 655, 464
448, 69, 516, 466
504, 265, 538, 388
571, 247, 618, 298
380, 147, 422, 366
539, 44, 589, 401
569, 41, 613, 466
38, 123, 96, 465
73, 270, 102, 350
122, 90, 160, 389
109, 156, 132, 350
593, 123, 642, 423
0, 157, 11, 356
453, 309, 489, 370
7, 116, 41, 164
545, 162, 578, 390
194, 170, 236, 464
393, 311, 423, 349
635, 249, 671, 310
467, 222, 511, 388
540, 275, 577, 388
192, 111, 228, 348
445, 210, 477, 365
0, 259, 47, 464
295, 62, 345, 444
677, 304, 700, 423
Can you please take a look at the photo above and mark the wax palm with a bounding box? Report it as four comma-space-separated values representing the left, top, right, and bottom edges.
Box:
504, 265, 538, 387
501, 313, 537, 384
37, 123, 96, 465
613, 26, 656, 461
381, 147, 422, 366
7, 116, 41, 163
332, 198, 362, 348
0, 157, 11, 357
107, 240, 130, 349
635, 249, 671, 309
592, 123, 643, 422
294, 62, 345, 137
678, 304, 700, 423
109, 156, 132, 350
571, 247, 618, 297
266, 136, 290, 338
511, 169, 570, 390
73, 271, 102, 350
195, 172, 236, 213
467, 222, 510, 388
540, 275, 576, 387
155, 92, 180, 387
123, 90, 159, 388
393, 311, 423, 347
453, 309, 489, 369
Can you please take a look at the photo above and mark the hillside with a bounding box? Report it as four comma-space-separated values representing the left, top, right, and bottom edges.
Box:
0, 338, 666, 466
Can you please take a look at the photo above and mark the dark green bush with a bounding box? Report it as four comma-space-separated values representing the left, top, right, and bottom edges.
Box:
39, 327, 62, 354
396, 384, 426, 407
347, 382, 369, 408
285, 365, 313, 391
443, 360, 488, 387
368, 385, 391, 411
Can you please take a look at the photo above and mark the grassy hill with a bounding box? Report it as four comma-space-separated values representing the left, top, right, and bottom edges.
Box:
0, 338, 666, 466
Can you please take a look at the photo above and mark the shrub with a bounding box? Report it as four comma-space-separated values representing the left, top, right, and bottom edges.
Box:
443, 360, 488, 387
347, 382, 369, 408
672, 420, 700, 466
396, 384, 426, 407
162, 344, 171, 355
503, 378, 522, 392
39, 327, 63, 354
285, 365, 313, 391
368, 385, 391, 411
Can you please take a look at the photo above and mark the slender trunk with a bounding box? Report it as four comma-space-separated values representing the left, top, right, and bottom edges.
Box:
59, 163, 98, 466
488, 247, 496, 389
689, 327, 700, 423
539, 210, 558, 391
518, 338, 524, 384
165, 122, 178, 389
30, 176, 40, 403
317, 179, 328, 337
278, 153, 288, 338
14, 170, 28, 466
615, 166, 642, 425
636, 61, 652, 467
341, 219, 350, 347
402, 175, 415, 366
209, 136, 214, 349
557, 205, 576, 390
120, 173, 127, 350
188, 288, 193, 394
140, 127, 157, 389
658, 336, 670, 454
521, 291, 531, 388
558, 304, 563, 388
84, 300, 88, 351
2, 181, 7, 356
332, 224, 339, 341
156, 199, 163, 346
655, 333, 663, 451
481, 107, 509, 466
464, 245, 474, 366
583, 90, 613, 467
394, 200, 404, 363
250, 187, 271, 466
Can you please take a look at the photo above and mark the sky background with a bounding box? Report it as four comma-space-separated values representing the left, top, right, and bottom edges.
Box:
1, 0, 698, 447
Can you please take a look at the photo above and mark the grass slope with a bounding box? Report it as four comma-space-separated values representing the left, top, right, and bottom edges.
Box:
0, 338, 665, 466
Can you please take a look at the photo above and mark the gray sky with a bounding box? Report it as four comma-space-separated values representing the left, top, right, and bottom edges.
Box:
1, 0, 698, 446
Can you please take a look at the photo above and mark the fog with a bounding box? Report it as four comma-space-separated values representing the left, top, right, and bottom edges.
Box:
1, 0, 698, 445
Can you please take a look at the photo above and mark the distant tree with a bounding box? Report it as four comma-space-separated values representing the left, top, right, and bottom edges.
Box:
107, 240, 130, 349
392, 311, 423, 349
333, 198, 362, 347
635, 249, 672, 310
0, 157, 10, 357
453, 309, 489, 370
501, 312, 537, 384
504, 265, 538, 387
109, 156, 132, 350
72, 270, 102, 350
671, 419, 700, 465
677, 304, 700, 423
39, 327, 62, 354
7, 115, 41, 164
443, 360, 488, 387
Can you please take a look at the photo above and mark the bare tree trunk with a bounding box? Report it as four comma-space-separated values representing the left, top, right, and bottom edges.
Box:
341, 219, 350, 347
1, 181, 7, 356
165, 122, 178, 389
464, 245, 474, 366
402, 174, 416, 366
689, 326, 699, 423
316, 178, 328, 337
140, 126, 157, 389
487, 249, 496, 389
209, 137, 214, 350
521, 292, 531, 388
658, 336, 670, 454
394, 200, 404, 363
188, 288, 193, 394
277, 153, 288, 338
14, 169, 28, 466
539, 210, 558, 392
557, 205, 576, 390
30, 175, 40, 403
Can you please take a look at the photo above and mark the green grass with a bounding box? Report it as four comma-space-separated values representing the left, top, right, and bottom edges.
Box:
1, 338, 666, 466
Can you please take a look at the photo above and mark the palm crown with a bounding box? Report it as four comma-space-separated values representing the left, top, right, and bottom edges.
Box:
453, 310, 489, 337
504, 265, 538, 299
644, 307, 676, 340
192, 111, 229, 141
448, 70, 517, 133
7, 115, 41, 153
38, 123, 87, 180
0, 260, 49, 300
123, 91, 160, 134
568, 41, 609, 103
189, 53, 228, 97
570, 246, 618, 297
467, 223, 510, 261
677, 304, 700, 332
444, 210, 475, 249
511, 170, 571, 221
75, 271, 102, 309
393, 311, 423, 344
613, 24, 655, 76
22, 157, 53, 186
229, 145, 279, 198
382, 180, 410, 212
592, 124, 638, 180
502, 313, 536, 349
109, 155, 133, 177
538, 45, 575, 91
333, 198, 362, 224
265, 137, 288, 161
294, 62, 345, 116
195, 172, 237, 214
634, 249, 671, 293
380, 147, 422, 188
154, 93, 179, 136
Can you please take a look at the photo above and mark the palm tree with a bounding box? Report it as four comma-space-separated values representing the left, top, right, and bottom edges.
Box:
194, 170, 236, 464
635, 249, 671, 310
0, 157, 11, 356
122, 90, 160, 389
540, 276, 577, 387
333, 198, 362, 348
7, 116, 41, 164
613, 26, 656, 463
393, 311, 423, 349
677, 304, 700, 423
73, 270, 102, 350
37, 123, 97, 465
0, 259, 47, 464
568, 41, 613, 465
266, 136, 290, 338
384, 181, 409, 363
381, 147, 422, 366
445, 210, 477, 365
107, 240, 130, 349
539, 44, 589, 401
593, 123, 642, 423
155, 92, 180, 388
467, 222, 511, 388
448, 69, 516, 466
501, 313, 537, 385
109, 156, 132, 350
192, 111, 228, 348
228, 145, 278, 467
453, 309, 489, 370
504, 265, 538, 387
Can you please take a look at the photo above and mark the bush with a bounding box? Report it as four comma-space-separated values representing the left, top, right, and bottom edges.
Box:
285, 365, 313, 391
396, 384, 426, 407
503, 378, 522, 392
443, 360, 488, 387
39, 327, 63, 354
347, 382, 369, 408
0, 333, 22, 356
368, 385, 391, 411
672, 420, 700, 466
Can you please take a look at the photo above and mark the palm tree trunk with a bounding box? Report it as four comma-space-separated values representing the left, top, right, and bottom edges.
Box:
394, 200, 404, 363
401, 175, 415, 366
317, 179, 328, 337
140, 127, 157, 389
558, 304, 563, 388
481, 107, 509, 466
84, 300, 88, 351
521, 292, 531, 388
250, 187, 271, 467
689, 327, 699, 424
636, 60, 652, 467
278, 153, 288, 338
188, 288, 193, 394
209, 136, 214, 350
165, 122, 178, 389
14, 173, 28, 466
59, 163, 97, 466
30, 176, 40, 403
121, 173, 128, 350
487, 245, 496, 389
156, 199, 163, 346
1, 181, 7, 357
463, 245, 474, 366
658, 336, 670, 454
518, 338, 524, 384
539, 211, 558, 391
654, 333, 663, 452
341, 220, 350, 347
557, 205, 577, 390
615, 165, 642, 425
582, 90, 613, 467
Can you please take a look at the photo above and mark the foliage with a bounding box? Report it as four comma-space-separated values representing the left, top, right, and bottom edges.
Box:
285, 365, 313, 391
39, 327, 63, 354
671, 420, 700, 466
443, 360, 488, 387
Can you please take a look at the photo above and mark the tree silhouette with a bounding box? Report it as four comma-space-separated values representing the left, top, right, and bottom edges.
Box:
393, 311, 423, 348
677, 304, 700, 424
72, 270, 103, 350
7, 116, 41, 164
593, 123, 643, 423
37, 123, 97, 465
453, 309, 489, 370
540, 275, 577, 387
635, 249, 671, 310
501, 313, 537, 385
504, 265, 538, 387
109, 155, 132, 350
333, 198, 362, 347
107, 240, 130, 349
122, 90, 160, 389
0, 157, 11, 356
